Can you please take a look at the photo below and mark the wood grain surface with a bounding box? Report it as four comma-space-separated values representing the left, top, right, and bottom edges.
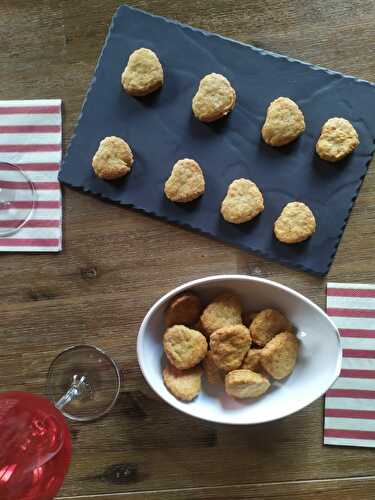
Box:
1, 0, 375, 498
58, 476, 375, 499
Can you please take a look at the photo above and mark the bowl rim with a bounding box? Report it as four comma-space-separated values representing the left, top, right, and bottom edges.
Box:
137, 274, 342, 425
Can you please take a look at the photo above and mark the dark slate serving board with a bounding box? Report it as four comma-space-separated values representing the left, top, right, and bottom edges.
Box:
59, 4, 375, 275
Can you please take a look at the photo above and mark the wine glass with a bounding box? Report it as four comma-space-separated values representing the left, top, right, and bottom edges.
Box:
0, 345, 121, 500
0, 391, 72, 500
0, 162, 36, 236
47, 345, 121, 422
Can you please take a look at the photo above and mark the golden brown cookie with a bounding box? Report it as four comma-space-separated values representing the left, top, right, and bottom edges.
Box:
203, 351, 223, 385
92, 136, 133, 180
250, 309, 292, 347
192, 73, 236, 123
242, 348, 263, 372
121, 48, 163, 96
242, 311, 258, 328
163, 363, 202, 401
262, 97, 305, 146
274, 202, 316, 244
261, 331, 299, 380
221, 179, 264, 224
210, 324, 251, 372
163, 325, 207, 369
316, 117, 359, 162
165, 292, 202, 327
200, 293, 242, 336
225, 369, 270, 399
164, 159, 205, 203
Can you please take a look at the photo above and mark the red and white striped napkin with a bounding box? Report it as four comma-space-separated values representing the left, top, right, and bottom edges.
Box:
0, 99, 62, 251
325, 283, 375, 447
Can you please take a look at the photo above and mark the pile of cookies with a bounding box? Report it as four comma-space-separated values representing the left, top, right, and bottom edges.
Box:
91, 47, 361, 245
161, 290, 299, 402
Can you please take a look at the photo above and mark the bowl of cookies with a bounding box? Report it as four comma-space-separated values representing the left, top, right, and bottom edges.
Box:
137, 275, 342, 424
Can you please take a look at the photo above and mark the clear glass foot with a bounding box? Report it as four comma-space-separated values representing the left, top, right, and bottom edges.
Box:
47, 345, 121, 422
0, 163, 36, 236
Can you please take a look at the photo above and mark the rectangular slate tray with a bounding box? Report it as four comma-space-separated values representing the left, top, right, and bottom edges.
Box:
59, 4, 375, 275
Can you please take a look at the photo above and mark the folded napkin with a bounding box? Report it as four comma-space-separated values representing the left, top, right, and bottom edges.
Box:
0, 99, 62, 251
325, 283, 375, 448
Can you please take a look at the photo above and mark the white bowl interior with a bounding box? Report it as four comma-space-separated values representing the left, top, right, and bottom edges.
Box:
137, 276, 342, 425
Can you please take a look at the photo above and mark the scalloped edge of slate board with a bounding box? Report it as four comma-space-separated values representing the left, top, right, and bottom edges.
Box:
60, 4, 375, 276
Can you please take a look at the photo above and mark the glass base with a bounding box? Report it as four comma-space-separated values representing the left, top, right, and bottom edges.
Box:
0, 162, 36, 236
46, 345, 121, 422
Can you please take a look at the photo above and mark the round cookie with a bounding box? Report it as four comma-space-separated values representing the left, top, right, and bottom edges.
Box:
210, 324, 251, 372
165, 292, 202, 327
163, 363, 202, 401
274, 202, 316, 244
192, 73, 236, 123
203, 351, 223, 385
250, 309, 292, 346
221, 178, 264, 224
262, 97, 305, 146
121, 48, 163, 96
316, 117, 359, 162
92, 136, 133, 180
260, 331, 299, 380
200, 293, 242, 336
163, 325, 208, 369
225, 369, 270, 399
164, 159, 205, 203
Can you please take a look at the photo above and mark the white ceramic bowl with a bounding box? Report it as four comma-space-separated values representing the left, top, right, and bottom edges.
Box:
137, 275, 342, 425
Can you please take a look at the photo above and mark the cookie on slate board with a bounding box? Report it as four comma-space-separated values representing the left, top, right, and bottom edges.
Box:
121, 48, 164, 96
221, 178, 264, 224
164, 159, 205, 203
274, 202, 316, 244
262, 97, 305, 146
192, 73, 236, 123
92, 136, 134, 180
316, 117, 359, 162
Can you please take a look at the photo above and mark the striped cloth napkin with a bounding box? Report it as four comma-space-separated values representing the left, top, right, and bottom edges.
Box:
325, 283, 375, 448
0, 99, 62, 251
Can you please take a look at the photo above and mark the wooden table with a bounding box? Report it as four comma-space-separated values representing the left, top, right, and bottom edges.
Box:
2, 1, 375, 498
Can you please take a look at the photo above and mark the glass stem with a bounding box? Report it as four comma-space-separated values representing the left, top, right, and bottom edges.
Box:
55, 375, 88, 411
